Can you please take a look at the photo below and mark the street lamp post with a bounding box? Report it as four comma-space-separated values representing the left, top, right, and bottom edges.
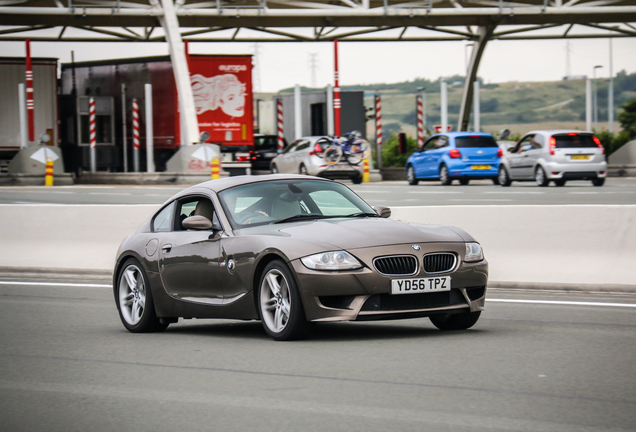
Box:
608, 36, 615, 133
593, 65, 603, 131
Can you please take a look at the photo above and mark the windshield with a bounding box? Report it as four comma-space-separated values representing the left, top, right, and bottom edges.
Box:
454, 136, 498, 148
218, 179, 376, 228
553, 133, 597, 149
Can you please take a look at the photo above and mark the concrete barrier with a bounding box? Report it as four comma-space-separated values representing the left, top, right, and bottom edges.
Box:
1, 204, 635, 289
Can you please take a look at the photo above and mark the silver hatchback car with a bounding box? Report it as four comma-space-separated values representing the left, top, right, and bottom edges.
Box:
498, 130, 607, 187
270, 136, 364, 184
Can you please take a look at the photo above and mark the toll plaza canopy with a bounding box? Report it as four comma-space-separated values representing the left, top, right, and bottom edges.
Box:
1, 0, 635, 132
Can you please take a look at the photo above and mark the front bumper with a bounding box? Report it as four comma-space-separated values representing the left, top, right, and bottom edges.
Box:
289, 242, 489, 322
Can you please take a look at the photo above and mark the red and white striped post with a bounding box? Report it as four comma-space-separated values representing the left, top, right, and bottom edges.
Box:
89, 97, 97, 173
333, 40, 341, 137
25, 39, 34, 142
132, 98, 140, 172
417, 95, 424, 148
375, 95, 382, 168
277, 99, 284, 150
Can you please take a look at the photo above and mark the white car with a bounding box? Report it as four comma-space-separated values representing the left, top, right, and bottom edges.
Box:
498, 130, 607, 187
270, 136, 365, 184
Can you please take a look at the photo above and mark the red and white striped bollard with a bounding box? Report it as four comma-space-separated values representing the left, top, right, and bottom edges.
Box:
132, 98, 140, 172
375, 95, 382, 168
89, 97, 97, 173
25, 39, 34, 142
417, 95, 424, 148
277, 99, 284, 151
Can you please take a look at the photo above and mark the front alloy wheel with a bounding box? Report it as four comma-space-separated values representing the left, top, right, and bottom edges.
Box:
258, 261, 312, 341
498, 166, 511, 187
116, 258, 167, 333
407, 165, 419, 185
535, 166, 549, 187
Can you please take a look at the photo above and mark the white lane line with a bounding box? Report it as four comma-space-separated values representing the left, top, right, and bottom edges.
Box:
488, 298, 636, 308
569, 192, 600, 195
408, 191, 463, 194
483, 191, 545, 195
0, 281, 111, 288
448, 199, 513, 202
88, 192, 132, 196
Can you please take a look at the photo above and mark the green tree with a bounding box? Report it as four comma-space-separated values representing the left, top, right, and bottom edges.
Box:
618, 92, 636, 139
381, 132, 419, 167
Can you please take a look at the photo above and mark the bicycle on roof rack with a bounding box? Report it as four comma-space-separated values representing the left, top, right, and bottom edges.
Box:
318, 132, 371, 166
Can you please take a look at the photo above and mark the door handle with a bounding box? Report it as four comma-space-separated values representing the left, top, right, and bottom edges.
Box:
161, 244, 172, 253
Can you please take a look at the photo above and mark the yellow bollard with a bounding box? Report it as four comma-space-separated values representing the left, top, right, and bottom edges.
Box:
211, 157, 221, 180
362, 157, 370, 183
45, 157, 54, 186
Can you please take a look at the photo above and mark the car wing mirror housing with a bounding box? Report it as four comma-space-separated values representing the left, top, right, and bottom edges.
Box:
182, 215, 213, 230
373, 206, 391, 218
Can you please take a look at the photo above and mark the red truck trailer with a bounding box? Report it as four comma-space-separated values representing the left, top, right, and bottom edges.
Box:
60, 54, 253, 174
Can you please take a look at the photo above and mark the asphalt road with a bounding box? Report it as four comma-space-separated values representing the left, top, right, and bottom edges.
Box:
1, 177, 636, 206
0, 275, 635, 431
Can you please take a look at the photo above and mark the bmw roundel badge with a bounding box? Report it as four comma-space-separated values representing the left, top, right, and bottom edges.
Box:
412, 245, 421, 251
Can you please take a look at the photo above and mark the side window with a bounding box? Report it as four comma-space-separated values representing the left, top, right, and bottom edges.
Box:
515, 135, 535, 153
296, 140, 310, 151
435, 136, 449, 149
177, 197, 215, 231
423, 137, 437, 151
533, 134, 544, 149
282, 142, 298, 154
153, 202, 175, 232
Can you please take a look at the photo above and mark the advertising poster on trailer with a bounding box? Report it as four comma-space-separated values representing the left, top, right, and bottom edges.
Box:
189, 55, 254, 147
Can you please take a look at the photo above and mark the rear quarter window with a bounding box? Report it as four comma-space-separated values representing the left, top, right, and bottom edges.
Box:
553, 134, 597, 148
455, 136, 498, 148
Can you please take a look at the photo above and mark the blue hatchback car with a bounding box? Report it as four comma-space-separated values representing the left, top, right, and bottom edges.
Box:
406, 132, 502, 185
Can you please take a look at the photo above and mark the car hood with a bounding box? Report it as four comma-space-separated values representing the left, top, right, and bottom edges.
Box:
241, 217, 469, 251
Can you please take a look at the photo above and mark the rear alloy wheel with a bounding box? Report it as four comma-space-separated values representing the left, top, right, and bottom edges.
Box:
258, 260, 312, 341
459, 178, 469, 186
407, 165, 419, 185
498, 166, 511, 187
116, 258, 168, 333
439, 164, 452, 185
592, 178, 605, 187
430, 311, 481, 331
299, 164, 308, 176
535, 166, 549, 187
554, 179, 566, 187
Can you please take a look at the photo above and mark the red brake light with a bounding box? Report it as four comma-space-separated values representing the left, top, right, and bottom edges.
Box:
549, 137, 556, 155
497, 148, 503, 158
568, 133, 578, 136
236, 156, 249, 162
449, 149, 461, 159
593, 136, 604, 154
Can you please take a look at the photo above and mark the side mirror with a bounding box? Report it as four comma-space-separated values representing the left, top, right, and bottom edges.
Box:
507, 147, 515, 153
498, 129, 510, 140
182, 215, 212, 230
373, 205, 391, 219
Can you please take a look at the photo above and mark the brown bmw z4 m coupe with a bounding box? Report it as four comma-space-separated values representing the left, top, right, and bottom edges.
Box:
114, 174, 488, 340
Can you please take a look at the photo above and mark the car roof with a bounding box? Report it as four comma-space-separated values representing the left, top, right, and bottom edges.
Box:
181, 174, 331, 194
430, 132, 494, 138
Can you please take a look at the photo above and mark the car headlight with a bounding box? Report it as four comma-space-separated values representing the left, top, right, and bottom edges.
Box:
464, 242, 484, 262
300, 251, 362, 271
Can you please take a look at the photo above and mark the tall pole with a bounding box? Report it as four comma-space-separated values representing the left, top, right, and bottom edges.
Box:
333, 40, 341, 136
121, 84, 128, 172
473, 80, 480, 132
585, 79, 592, 131
277, 99, 284, 150
145, 83, 155, 173
416, 93, 424, 148
18, 83, 28, 149
25, 39, 34, 142
375, 94, 382, 169
294, 84, 302, 140
89, 97, 97, 173
326, 84, 334, 136
132, 98, 140, 172
608, 38, 614, 133
441, 81, 448, 133
593, 65, 603, 131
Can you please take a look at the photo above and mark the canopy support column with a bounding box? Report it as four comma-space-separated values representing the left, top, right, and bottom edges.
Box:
458, 25, 495, 132
159, 0, 199, 146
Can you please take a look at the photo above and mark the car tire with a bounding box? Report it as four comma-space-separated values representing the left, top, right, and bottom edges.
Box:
492, 177, 500, 185
535, 166, 549, 187
406, 165, 419, 185
439, 164, 452, 185
592, 178, 605, 187
299, 164, 308, 176
271, 164, 278, 174
352, 175, 363, 185
498, 166, 512, 187
554, 179, 566, 187
115, 258, 168, 333
430, 311, 481, 331
258, 260, 313, 341
459, 178, 469, 186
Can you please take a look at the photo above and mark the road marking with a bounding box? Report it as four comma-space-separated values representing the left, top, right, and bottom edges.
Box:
569, 192, 600, 195
448, 199, 513, 202
88, 192, 132, 196
488, 298, 636, 308
0, 281, 111, 288
483, 191, 545, 194
408, 191, 463, 194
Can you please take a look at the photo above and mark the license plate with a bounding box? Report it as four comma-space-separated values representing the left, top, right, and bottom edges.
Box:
264, 152, 277, 158
471, 165, 491, 170
391, 276, 451, 295
571, 155, 590, 161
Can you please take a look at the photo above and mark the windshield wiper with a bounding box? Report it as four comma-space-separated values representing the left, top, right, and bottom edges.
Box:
273, 214, 329, 224
342, 212, 379, 218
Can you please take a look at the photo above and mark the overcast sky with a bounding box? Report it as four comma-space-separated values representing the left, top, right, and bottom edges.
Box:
1, 35, 634, 92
